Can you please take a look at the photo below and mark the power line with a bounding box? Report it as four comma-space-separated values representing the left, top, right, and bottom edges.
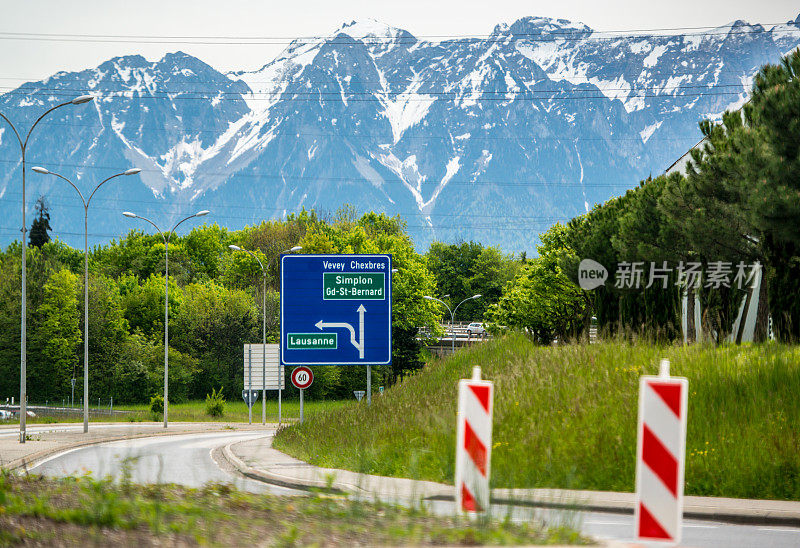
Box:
0, 88, 746, 103
0, 81, 753, 96
0, 156, 673, 189
0, 23, 796, 46
0, 117, 705, 143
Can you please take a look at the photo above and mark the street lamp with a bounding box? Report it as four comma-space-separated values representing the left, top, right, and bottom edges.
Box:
32, 166, 141, 434
123, 209, 210, 428
423, 294, 482, 354
0, 94, 94, 444
229, 244, 301, 426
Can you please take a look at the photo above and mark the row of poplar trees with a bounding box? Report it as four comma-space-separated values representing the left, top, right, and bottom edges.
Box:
558, 49, 800, 343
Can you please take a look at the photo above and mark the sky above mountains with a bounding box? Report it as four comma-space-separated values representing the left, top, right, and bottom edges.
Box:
2, 0, 800, 91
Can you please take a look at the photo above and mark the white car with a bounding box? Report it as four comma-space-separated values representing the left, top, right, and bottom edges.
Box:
0, 409, 12, 420
467, 322, 486, 336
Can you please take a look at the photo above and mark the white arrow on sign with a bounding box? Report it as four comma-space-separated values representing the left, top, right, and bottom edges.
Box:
315, 304, 366, 358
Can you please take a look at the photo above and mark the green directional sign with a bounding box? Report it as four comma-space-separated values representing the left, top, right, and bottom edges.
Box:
286, 333, 338, 349
323, 272, 385, 300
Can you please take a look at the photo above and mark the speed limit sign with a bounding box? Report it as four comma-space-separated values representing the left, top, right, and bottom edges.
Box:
291, 366, 314, 389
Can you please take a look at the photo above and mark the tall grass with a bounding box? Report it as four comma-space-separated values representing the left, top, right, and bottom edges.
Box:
8, 399, 346, 424
274, 334, 800, 500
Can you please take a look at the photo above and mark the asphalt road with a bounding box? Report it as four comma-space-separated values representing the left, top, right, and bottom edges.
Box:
29, 430, 300, 495
28, 431, 800, 547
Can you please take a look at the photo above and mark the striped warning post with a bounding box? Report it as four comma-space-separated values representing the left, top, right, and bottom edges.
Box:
455, 366, 494, 514
635, 359, 689, 543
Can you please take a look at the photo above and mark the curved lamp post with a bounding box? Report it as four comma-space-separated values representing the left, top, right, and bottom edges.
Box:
32, 166, 141, 433
123, 210, 210, 428
423, 294, 482, 355
0, 94, 94, 444
229, 244, 301, 426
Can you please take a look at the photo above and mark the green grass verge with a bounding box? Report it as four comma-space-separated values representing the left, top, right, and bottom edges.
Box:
274, 334, 800, 500
9, 399, 346, 425
0, 472, 585, 546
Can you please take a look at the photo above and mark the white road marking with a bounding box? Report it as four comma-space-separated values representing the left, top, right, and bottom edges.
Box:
26, 431, 265, 470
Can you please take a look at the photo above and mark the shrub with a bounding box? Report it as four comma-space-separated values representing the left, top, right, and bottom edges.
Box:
149, 395, 163, 416
205, 387, 226, 417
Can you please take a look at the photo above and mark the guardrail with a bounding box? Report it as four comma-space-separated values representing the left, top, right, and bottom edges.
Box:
0, 404, 145, 419
418, 323, 492, 340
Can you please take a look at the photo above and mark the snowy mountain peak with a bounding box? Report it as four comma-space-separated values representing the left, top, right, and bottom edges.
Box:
494, 16, 593, 39
336, 19, 415, 42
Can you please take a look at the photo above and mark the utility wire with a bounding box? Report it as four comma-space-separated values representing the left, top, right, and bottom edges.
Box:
0, 23, 796, 46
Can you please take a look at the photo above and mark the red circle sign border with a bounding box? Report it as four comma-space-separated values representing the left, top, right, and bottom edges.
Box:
291, 366, 314, 389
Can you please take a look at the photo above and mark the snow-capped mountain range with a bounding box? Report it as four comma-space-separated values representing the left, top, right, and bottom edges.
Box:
1, 14, 799, 252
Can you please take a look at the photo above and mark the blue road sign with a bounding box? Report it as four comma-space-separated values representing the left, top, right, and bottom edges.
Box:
281, 254, 392, 366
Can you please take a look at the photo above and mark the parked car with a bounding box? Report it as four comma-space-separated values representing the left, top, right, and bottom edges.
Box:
466, 322, 486, 336
0, 409, 12, 420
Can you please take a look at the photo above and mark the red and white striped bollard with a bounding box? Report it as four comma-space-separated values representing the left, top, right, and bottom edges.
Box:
455, 365, 494, 514
635, 358, 689, 543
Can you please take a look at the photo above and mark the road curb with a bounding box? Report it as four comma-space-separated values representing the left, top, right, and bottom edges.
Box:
221, 438, 350, 495
224, 440, 800, 527
3, 424, 251, 472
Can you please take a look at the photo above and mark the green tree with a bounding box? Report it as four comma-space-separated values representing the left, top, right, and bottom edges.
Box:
487, 225, 585, 344
82, 275, 132, 401
171, 281, 258, 398
29, 269, 80, 402
426, 241, 518, 321
120, 274, 183, 340
28, 196, 52, 249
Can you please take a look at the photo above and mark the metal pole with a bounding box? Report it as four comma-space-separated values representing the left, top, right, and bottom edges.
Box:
248, 346, 252, 425
300, 388, 304, 423
164, 240, 169, 428
367, 365, 372, 405
2, 99, 91, 445
451, 310, 456, 355
83, 207, 89, 433
123, 211, 208, 429
20, 150, 26, 443
262, 273, 266, 426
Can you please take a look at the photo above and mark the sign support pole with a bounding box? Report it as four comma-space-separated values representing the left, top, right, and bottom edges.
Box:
300, 388, 304, 423
248, 347, 252, 425
367, 365, 372, 405
262, 273, 266, 426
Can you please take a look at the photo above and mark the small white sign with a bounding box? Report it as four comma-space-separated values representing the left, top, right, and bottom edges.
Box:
244, 343, 285, 390
353, 390, 365, 401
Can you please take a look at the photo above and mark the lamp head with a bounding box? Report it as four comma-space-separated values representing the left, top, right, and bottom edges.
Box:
31, 166, 49, 174
195, 210, 210, 217
391, 268, 399, 273
123, 168, 141, 176
289, 246, 302, 252
472, 294, 482, 299
229, 245, 242, 251
423, 295, 434, 300
71, 95, 94, 105
122, 211, 137, 218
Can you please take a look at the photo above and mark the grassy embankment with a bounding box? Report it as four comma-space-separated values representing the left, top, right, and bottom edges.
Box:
8, 400, 346, 425
274, 334, 800, 500
0, 472, 584, 546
